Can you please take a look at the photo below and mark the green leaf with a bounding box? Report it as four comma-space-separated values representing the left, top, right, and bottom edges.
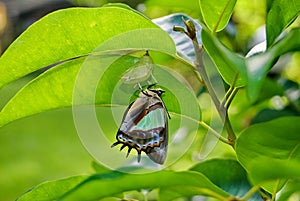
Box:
266, 0, 300, 47
17, 175, 88, 201
236, 117, 300, 193
145, 0, 201, 16
251, 108, 299, 125
159, 186, 227, 201
190, 159, 263, 200
201, 27, 247, 87
0, 50, 199, 128
277, 181, 300, 201
202, 26, 300, 101
0, 107, 92, 201
246, 28, 300, 101
91, 161, 111, 174
0, 6, 161, 89
199, 0, 237, 32
0, 26, 200, 167
59, 171, 229, 201
249, 159, 300, 185
0, 7, 182, 127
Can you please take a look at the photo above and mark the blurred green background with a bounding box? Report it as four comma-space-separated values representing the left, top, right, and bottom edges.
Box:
0, 0, 299, 200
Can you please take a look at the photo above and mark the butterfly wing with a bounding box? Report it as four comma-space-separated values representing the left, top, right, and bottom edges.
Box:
118, 95, 149, 133
146, 103, 168, 164
114, 90, 168, 164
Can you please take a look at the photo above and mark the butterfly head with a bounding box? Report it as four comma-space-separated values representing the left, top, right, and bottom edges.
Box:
148, 88, 165, 97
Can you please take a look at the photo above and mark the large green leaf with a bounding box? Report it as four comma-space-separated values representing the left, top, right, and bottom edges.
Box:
0, 6, 201, 169
248, 159, 300, 186
201, 27, 246, 87
190, 159, 263, 200
0, 6, 160, 89
0, 5, 182, 127
17, 176, 88, 201
199, 0, 237, 32
0, 107, 92, 201
58, 171, 229, 201
236, 117, 300, 193
246, 28, 300, 101
0, 49, 199, 128
266, 0, 300, 47
145, 0, 201, 17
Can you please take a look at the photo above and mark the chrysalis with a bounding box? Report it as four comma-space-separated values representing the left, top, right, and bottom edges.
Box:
121, 51, 155, 85
111, 85, 168, 164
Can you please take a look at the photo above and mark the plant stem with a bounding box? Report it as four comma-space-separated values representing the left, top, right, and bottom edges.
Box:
240, 185, 261, 201
174, 19, 237, 147
259, 188, 272, 201
271, 180, 280, 201
171, 112, 231, 145
199, 120, 232, 145
192, 39, 236, 147
221, 73, 239, 108
225, 87, 239, 109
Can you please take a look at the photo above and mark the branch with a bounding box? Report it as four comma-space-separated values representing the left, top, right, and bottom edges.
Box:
174, 18, 236, 147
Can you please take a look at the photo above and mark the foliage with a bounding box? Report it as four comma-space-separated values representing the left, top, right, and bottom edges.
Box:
0, 0, 299, 200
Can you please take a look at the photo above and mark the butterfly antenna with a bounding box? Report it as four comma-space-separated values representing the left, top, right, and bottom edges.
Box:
147, 82, 157, 89
111, 141, 120, 148
126, 147, 132, 158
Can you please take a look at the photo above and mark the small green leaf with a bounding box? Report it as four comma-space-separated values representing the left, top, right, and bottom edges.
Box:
246, 28, 300, 101
0, 6, 160, 88
59, 171, 229, 201
236, 117, 300, 193
190, 159, 263, 200
201, 28, 247, 87
277, 181, 300, 201
199, 0, 237, 32
202, 26, 300, 102
266, 0, 300, 47
17, 176, 88, 201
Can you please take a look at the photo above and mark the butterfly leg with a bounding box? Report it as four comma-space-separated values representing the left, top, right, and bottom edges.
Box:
111, 141, 121, 148
120, 144, 126, 151
126, 147, 132, 158
137, 150, 142, 162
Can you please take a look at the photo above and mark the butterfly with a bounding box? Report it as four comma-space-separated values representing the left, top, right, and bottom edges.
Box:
111, 85, 169, 164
